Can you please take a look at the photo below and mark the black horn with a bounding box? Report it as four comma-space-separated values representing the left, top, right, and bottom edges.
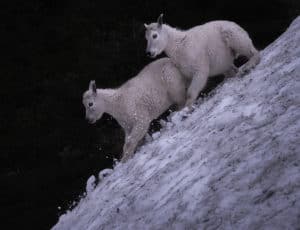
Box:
157, 14, 164, 27
89, 80, 97, 95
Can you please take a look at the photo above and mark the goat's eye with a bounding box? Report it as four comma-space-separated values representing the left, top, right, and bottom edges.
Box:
152, 34, 158, 39
88, 102, 93, 107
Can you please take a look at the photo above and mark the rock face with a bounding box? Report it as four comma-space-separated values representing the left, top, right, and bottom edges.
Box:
52, 17, 300, 230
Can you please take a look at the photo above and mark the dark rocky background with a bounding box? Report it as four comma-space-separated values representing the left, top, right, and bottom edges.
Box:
0, 0, 299, 229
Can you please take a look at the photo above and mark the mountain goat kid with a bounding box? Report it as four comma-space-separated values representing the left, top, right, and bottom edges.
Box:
145, 14, 260, 107
82, 58, 186, 162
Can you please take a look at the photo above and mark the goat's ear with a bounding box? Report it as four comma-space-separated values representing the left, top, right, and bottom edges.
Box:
144, 23, 149, 29
157, 13, 163, 28
89, 80, 97, 95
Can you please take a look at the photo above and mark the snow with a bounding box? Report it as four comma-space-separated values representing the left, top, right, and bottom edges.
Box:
85, 175, 96, 195
52, 17, 300, 230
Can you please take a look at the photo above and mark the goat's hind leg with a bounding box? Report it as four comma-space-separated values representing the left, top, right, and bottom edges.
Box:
236, 48, 260, 77
221, 26, 260, 77
231, 38, 260, 77
223, 64, 238, 78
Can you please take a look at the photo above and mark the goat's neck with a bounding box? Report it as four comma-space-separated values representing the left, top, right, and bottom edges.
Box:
164, 25, 186, 59
99, 89, 124, 120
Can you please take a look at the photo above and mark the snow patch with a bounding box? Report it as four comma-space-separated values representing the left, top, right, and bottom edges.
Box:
85, 175, 96, 194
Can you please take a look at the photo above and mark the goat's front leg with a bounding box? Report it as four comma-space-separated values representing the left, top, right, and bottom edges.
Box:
121, 121, 150, 163
185, 68, 209, 108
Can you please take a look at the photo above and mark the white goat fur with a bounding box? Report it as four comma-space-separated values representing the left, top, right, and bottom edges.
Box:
82, 58, 186, 162
145, 15, 260, 107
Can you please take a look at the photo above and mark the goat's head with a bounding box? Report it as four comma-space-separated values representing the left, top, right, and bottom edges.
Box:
144, 14, 167, 58
82, 80, 105, 124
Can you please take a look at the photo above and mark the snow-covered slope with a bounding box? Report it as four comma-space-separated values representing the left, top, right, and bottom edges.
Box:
53, 17, 300, 230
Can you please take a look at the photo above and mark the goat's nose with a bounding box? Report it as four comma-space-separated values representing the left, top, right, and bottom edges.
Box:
146, 51, 151, 57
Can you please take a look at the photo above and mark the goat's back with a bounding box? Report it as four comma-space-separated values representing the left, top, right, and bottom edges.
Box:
120, 58, 186, 119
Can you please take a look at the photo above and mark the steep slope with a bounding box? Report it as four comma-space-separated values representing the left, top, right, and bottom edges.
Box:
53, 17, 300, 230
